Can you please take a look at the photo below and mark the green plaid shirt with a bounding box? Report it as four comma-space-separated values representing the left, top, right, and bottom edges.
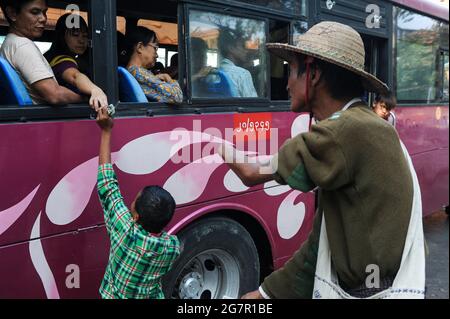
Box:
97, 164, 181, 299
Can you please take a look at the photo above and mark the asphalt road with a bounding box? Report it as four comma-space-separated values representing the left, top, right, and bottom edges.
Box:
424, 211, 449, 299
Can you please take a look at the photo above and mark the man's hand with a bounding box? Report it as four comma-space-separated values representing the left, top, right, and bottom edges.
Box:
217, 143, 274, 187
96, 107, 114, 131
241, 290, 264, 299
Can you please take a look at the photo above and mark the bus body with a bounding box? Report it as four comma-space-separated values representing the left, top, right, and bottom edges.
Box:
0, 0, 448, 298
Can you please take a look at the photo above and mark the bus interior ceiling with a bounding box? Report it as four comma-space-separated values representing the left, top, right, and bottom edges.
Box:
117, 0, 178, 24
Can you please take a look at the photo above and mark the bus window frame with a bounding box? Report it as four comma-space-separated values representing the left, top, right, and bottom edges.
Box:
184, 2, 272, 105
0, 0, 118, 119
182, 0, 308, 21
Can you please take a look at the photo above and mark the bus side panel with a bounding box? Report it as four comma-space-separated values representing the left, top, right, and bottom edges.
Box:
0, 226, 109, 298
396, 106, 449, 215
0, 112, 316, 298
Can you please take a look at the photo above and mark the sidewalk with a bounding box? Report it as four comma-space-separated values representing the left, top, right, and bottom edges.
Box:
424, 211, 449, 299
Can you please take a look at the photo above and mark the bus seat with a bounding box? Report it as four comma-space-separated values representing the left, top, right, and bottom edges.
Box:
0, 57, 33, 106
204, 70, 238, 98
118, 66, 148, 103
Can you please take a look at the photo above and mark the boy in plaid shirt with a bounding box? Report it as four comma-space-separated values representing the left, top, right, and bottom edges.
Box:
96, 107, 181, 299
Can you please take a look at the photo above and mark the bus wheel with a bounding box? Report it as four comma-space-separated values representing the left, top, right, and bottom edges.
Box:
163, 217, 260, 299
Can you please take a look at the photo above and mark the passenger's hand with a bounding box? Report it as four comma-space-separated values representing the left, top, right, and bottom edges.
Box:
90, 88, 108, 111
156, 73, 173, 83
96, 107, 114, 131
241, 290, 264, 299
192, 67, 214, 81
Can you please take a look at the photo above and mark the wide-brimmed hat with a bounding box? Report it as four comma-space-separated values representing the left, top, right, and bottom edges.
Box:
267, 21, 388, 94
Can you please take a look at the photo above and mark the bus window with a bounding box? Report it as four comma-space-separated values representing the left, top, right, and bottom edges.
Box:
269, 20, 289, 100
188, 9, 267, 99
117, 16, 126, 34
233, 0, 307, 17
394, 7, 449, 104
443, 52, 449, 102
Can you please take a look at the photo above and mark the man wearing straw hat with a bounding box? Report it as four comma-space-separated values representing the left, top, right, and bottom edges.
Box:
218, 21, 425, 299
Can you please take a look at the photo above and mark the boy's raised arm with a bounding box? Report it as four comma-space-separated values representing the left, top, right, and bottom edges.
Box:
97, 107, 114, 165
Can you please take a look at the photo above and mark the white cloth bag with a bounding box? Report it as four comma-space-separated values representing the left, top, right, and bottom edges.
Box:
312, 142, 426, 299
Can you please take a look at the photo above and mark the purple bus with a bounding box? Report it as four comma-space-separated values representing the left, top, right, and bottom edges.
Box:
0, 0, 448, 298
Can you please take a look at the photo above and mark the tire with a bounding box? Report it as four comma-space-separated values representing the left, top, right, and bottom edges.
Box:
162, 217, 260, 299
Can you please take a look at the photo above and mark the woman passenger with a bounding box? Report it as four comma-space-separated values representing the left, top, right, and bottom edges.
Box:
0, 0, 83, 105
45, 13, 108, 110
119, 26, 182, 104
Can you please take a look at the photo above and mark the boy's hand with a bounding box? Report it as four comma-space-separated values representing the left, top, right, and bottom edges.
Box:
96, 107, 114, 131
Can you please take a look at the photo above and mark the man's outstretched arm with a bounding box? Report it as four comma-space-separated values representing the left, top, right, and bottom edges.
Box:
218, 144, 274, 187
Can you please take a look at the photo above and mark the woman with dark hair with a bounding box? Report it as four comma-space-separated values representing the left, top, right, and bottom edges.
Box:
0, 0, 83, 105
119, 26, 182, 104
45, 13, 108, 110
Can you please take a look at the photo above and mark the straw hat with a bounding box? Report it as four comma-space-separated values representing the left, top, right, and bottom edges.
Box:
267, 21, 388, 94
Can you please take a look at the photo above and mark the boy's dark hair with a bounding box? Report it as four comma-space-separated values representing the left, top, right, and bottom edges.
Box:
135, 186, 176, 233
0, 0, 44, 25
375, 92, 397, 111
118, 26, 158, 67
296, 54, 365, 100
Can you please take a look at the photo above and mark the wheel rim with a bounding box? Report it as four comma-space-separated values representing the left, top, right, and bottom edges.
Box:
174, 249, 240, 299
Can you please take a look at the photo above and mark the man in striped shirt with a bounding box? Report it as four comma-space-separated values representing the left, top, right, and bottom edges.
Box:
96, 107, 181, 299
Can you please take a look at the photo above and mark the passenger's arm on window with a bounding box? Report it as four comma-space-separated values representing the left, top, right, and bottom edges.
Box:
32, 78, 84, 105
61, 67, 108, 110
218, 143, 274, 187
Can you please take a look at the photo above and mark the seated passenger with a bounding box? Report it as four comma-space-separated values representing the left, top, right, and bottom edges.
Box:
218, 28, 257, 98
44, 13, 108, 109
151, 61, 165, 75
45, 13, 108, 110
0, 0, 83, 105
190, 37, 214, 97
119, 27, 182, 104
166, 53, 178, 80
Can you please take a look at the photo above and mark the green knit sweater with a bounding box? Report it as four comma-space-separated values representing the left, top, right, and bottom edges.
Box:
262, 104, 413, 298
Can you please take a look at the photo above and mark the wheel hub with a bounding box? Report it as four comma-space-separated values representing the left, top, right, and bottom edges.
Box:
179, 272, 203, 299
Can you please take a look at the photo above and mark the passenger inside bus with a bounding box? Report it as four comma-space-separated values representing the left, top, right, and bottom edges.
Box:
0, 0, 84, 106
119, 26, 183, 105
44, 13, 108, 110
151, 61, 165, 75
218, 28, 258, 98
166, 53, 178, 80
190, 37, 215, 97
372, 92, 397, 127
